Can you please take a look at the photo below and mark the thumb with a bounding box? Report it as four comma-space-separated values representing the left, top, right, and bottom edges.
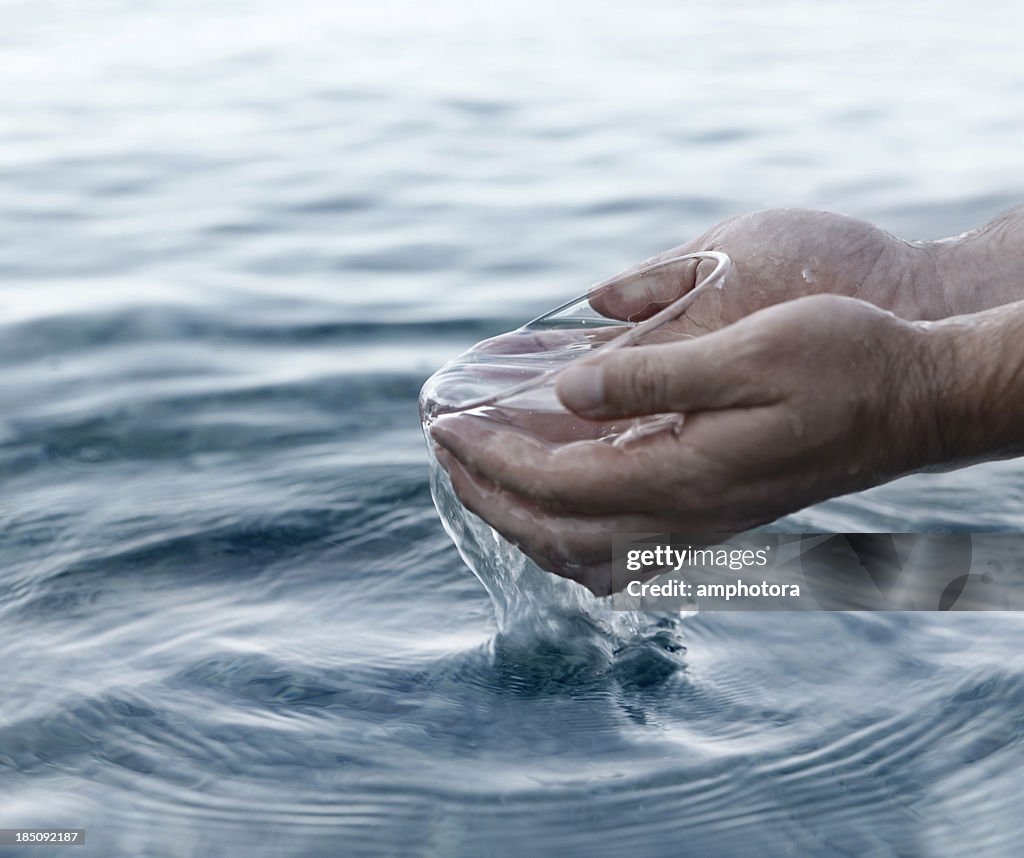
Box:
556, 334, 765, 419
588, 242, 704, 322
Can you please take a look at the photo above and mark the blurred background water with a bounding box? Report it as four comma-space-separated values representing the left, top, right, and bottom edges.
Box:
3, 1, 1024, 855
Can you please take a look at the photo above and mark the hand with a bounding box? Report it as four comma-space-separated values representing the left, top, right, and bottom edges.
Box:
592, 208, 948, 335
431, 295, 946, 595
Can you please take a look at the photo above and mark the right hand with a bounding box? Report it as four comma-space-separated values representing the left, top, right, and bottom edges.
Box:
433, 294, 952, 594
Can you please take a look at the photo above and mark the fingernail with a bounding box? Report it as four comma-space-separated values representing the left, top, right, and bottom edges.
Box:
429, 414, 492, 450
558, 363, 605, 414
429, 418, 456, 447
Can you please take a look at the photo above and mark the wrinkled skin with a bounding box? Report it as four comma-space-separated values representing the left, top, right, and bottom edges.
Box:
432, 295, 944, 595
429, 208, 1006, 595
589, 208, 949, 332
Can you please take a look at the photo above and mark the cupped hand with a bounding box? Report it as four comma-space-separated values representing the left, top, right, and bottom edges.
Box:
592, 209, 948, 336
431, 295, 947, 595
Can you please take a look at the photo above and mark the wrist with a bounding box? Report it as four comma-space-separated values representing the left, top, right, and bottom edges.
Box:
925, 208, 1024, 316
912, 304, 1024, 468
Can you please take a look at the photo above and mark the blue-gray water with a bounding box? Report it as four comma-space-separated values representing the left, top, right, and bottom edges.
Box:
3, 1, 1024, 855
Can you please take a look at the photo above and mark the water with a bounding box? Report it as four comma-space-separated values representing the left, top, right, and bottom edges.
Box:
3, 1, 1024, 855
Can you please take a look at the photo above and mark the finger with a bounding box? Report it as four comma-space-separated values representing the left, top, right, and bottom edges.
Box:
437, 448, 671, 596
430, 414, 670, 515
556, 322, 779, 419
439, 447, 673, 562
471, 325, 616, 357
519, 548, 618, 597
513, 546, 663, 597
472, 404, 637, 444
440, 446, 612, 593
442, 448, 607, 569
588, 246, 701, 322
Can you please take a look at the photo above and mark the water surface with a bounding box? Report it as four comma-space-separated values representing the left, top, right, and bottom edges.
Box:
3, 1, 1024, 855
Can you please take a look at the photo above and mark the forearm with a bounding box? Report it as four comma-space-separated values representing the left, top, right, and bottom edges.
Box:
924, 205, 1024, 315
920, 299, 1024, 466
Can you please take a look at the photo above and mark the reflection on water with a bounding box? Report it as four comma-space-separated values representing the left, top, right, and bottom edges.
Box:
3, 0, 1024, 855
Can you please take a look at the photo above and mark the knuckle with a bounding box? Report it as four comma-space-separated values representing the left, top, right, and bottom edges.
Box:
624, 353, 667, 412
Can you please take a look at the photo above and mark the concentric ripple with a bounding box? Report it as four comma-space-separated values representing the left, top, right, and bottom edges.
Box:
4, 0, 1024, 855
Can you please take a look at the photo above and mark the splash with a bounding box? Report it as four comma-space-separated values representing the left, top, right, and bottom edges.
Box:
425, 438, 689, 679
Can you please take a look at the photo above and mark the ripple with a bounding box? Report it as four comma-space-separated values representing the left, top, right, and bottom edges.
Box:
5, 0, 1024, 853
